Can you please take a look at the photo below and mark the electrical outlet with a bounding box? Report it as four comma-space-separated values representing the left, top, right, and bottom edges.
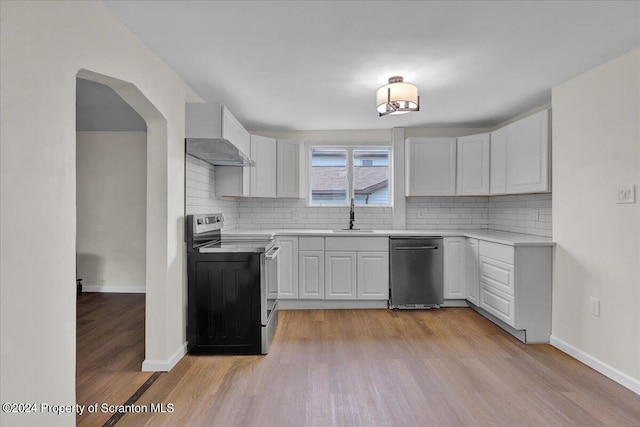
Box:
417, 209, 426, 218
616, 184, 635, 204
291, 210, 300, 220
589, 297, 600, 317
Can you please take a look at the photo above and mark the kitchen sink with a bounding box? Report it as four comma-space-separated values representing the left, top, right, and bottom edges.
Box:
332, 229, 376, 233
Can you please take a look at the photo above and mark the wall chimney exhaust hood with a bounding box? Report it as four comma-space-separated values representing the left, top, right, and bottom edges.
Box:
185, 103, 254, 167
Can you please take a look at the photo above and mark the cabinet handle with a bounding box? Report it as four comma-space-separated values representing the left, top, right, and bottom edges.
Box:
394, 246, 439, 251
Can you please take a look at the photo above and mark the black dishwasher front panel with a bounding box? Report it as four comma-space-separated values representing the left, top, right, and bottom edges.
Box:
389, 237, 444, 308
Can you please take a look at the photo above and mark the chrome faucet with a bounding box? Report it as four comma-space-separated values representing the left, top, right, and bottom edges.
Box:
349, 197, 355, 229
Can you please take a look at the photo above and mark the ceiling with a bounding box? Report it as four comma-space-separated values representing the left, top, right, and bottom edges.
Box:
101, 1, 639, 132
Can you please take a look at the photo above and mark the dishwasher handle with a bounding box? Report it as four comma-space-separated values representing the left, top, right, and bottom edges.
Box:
394, 246, 439, 251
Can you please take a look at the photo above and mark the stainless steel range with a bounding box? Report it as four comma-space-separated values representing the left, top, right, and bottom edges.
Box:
186, 213, 279, 355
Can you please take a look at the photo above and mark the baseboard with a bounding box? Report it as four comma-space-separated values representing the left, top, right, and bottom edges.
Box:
550, 335, 640, 396
142, 342, 187, 372
82, 284, 145, 294
278, 300, 388, 310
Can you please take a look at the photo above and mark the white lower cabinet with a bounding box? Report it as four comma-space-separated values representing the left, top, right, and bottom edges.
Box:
465, 238, 479, 305
299, 251, 325, 299
276, 237, 298, 299
443, 237, 466, 299
325, 252, 357, 299
356, 252, 389, 299
479, 282, 515, 326
287, 236, 390, 301
477, 240, 552, 342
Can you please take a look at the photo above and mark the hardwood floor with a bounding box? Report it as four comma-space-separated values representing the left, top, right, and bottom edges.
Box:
108, 308, 640, 427
76, 292, 152, 427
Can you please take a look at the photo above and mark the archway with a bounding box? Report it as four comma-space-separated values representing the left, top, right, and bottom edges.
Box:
76, 69, 169, 371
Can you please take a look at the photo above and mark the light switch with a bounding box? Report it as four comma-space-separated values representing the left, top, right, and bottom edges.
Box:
616, 185, 635, 204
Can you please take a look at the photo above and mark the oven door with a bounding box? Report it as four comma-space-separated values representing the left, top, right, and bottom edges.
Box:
261, 244, 280, 354
261, 244, 280, 326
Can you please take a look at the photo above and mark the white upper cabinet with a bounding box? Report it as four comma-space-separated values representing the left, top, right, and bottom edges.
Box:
221, 105, 250, 156
490, 127, 508, 195
276, 139, 301, 198
505, 109, 550, 194
406, 137, 457, 196
250, 135, 277, 198
456, 133, 490, 195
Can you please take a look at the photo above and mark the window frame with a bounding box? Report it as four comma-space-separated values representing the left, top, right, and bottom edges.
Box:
306, 143, 393, 207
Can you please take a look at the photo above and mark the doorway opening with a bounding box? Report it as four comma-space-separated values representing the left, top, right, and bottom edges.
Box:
74, 70, 166, 425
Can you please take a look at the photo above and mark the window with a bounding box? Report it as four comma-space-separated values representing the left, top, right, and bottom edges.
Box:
309, 147, 391, 206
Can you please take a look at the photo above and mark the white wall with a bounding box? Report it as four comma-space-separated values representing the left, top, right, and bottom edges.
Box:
0, 2, 199, 425
551, 48, 639, 392
76, 131, 146, 292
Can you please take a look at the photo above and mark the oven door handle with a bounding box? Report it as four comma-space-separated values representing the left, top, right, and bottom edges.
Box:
265, 246, 281, 259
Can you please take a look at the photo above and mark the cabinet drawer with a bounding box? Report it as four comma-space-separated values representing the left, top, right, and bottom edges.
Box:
325, 237, 388, 251
299, 237, 324, 251
479, 240, 514, 264
479, 256, 515, 296
479, 282, 515, 327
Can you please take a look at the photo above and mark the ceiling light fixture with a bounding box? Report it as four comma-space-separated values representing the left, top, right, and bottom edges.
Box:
376, 76, 420, 117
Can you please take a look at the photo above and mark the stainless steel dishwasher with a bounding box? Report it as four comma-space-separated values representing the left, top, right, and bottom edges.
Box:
389, 237, 444, 309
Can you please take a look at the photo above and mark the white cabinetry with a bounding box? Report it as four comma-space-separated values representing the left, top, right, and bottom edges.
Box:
505, 109, 550, 194
221, 105, 251, 156
325, 252, 357, 299
477, 240, 552, 343
357, 252, 389, 299
216, 134, 277, 197
490, 127, 507, 194
250, 135, 277, 198
324, 237, 389, 301
443, 237, 466, 299
277, 140, 301, 198
186, 104, 250, 157
465, 238, 479, 305
406, 137, 457, 196
298, 237, 325, 299
456, 133, 490, 195
277, 237, 298, 299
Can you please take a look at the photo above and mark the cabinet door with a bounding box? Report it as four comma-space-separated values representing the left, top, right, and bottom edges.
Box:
479, 282, 515, 327
465, 239, 479, 305
299, 251, 325, 299
406, 137, 457, 196
250, 135, 277, 197
277, 140, 300, 198
325, 252, 357, 299
277, 237, 298, 299
456, 133, 490, 195
356, 252, 389, 300
490, 127, 507, 195
506, 109, 550, 193
221, 105, 250, 157
443, 237, 466, 299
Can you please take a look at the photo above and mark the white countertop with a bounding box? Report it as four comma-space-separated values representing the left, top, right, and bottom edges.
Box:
224, 228, 554, 246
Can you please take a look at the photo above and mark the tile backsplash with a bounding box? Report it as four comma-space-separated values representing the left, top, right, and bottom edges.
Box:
406, 194, 552, 237
237, 199, 393, 230
406, 197, 490, 230
185, 155, 238, 230
488, 194, 552, 237
184, 158, 551, 237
